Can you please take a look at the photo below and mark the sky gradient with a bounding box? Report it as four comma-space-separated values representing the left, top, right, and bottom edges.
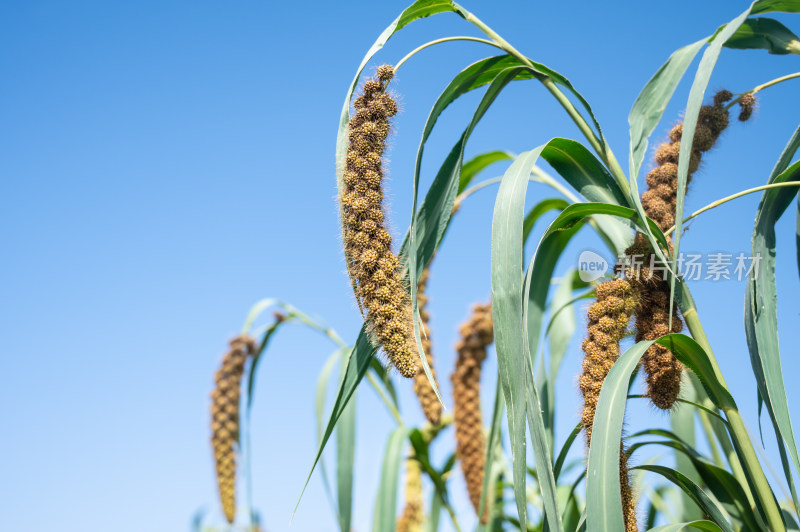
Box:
2, 1, 799, 531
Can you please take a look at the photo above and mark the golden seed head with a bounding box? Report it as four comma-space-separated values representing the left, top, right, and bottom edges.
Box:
452, 302, 493, 523
211, 335, 255, 524
376, 64, 395, 82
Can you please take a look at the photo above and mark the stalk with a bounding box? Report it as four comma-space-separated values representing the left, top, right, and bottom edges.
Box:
462, 11, 631, 199
679, 284, 785, 532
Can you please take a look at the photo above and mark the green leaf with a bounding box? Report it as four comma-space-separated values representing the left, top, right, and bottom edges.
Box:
459, 150, 513, 193
648, 521, 725, 532
671, 3, 756, 319
744, 124, 800, 514
428, 488, 443, 532
541, 138, 628, 207
407, 65, 530, 407
315, 350, 345, 518
540, 269, 578, 448
796, 195, 800, 277
628, 38, 707, 184
372, 427, 408, 532
335, 0, 458, 310
753, 0, 800, 14
629, 430, 762, 531
553, 424, 582, 480
634, 465, 734, 532
586, 334, 736, 532
671, 384, 704, 522
396, 0, 458, 28
492, 147, 548, 530
337, 354, 357, 532
724, 17, 800, 54
295, 332, 373, 516
478, 375, 506, 528
523, 198, 570, 245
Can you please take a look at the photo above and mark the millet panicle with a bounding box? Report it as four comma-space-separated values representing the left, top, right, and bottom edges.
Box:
452, 302, 493, 523
211, 335, 256, 524
340, 65, 418, 378
579, 278, 638, 532
627, 90, 734, 410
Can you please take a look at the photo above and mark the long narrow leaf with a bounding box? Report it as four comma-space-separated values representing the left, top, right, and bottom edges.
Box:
373, 427, 409, 532
586, 334, 736, 532
745, 123, 800, 514
670, 3, 756, 320
491, 147, 547, 530
724, 17, 800, 54
337, 355, 357, 532
634, 465, 734, 532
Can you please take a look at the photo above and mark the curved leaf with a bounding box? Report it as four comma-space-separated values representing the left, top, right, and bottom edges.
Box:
459, 150, 513, 193
648, 521, 725, 532
634, 465, 734, 532
523, 198, 570, 244
629, 430, 762, 531
745, 124, 800, 514
586, 334, 736, 532
671, 3, 757, 317
372, 427, 409, 532
724, 17, 800, 54
491, 146, 556, 530
753, 0, 800, 14
628, 38, 707, 184
541, 138, 628, 207
337, 355, 357, 532
407, 66, 531, 406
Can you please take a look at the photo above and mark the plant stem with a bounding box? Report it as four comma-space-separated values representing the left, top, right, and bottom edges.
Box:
394, 36, 500, 72
462, 11, 632, 199
365, 371, 403, 426
727, 72, 800, 109
680, 285, 785, 532
664, 181, 800, 236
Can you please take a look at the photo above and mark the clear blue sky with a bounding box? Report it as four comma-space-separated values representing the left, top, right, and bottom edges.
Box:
2, 1, 799, 531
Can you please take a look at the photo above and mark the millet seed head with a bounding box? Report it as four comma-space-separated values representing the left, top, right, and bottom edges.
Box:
738, 93, 756, 122
211, 335, 256, 524
452, 302, 493, 523
621, 91, 735, 412
340, 66, 419, 378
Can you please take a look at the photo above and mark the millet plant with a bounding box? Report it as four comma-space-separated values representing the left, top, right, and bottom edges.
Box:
199, 2, 800, 531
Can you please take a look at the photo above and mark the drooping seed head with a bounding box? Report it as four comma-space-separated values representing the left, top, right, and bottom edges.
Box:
211, 335, 256, 524
452, 302, 494, 523
738, 93, 756, 122
340, 66, 419, 378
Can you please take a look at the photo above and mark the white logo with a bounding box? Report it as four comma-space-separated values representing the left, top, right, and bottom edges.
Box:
578, 250, 609, 282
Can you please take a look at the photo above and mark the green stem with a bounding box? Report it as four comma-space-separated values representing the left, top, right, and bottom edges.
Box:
680, 286, 785, 532
365, 371, 403, 426
394, 36, 500, 72
727, 72, 800, 109
462, 11, 632, 199
664, 181, 800, 236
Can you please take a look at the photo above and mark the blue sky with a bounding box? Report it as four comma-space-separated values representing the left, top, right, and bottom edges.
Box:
2, 1, 799, 531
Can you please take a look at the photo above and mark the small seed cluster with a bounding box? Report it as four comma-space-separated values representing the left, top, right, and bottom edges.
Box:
627, 90, 732, 410
397, 455, 424, 532
340, 65, 418, 378
413, 267, 442, 425
579, 279, 638, 443
211, 335, 255, 524
452, 302, 493, 522
738, 93, 756, 122
579, 278, 638, 531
